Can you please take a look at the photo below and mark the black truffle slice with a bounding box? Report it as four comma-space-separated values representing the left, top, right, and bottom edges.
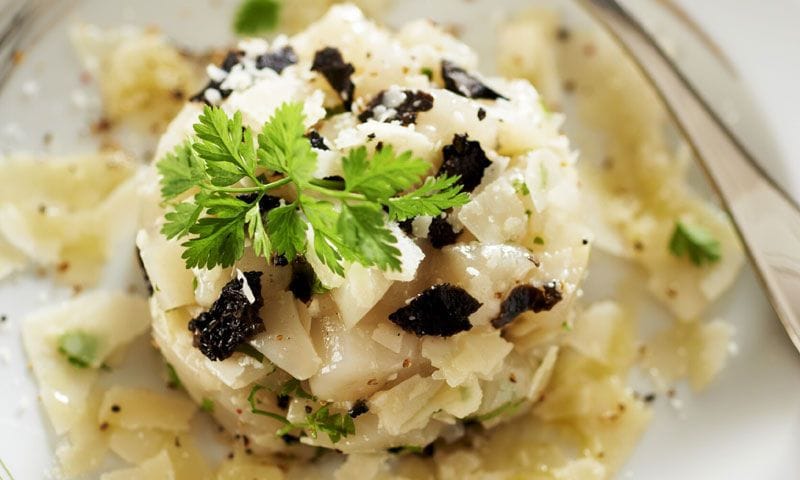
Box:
256, 45, 298, 73
236, 193, 281, 214
439, 133, 492, 193
491, 282, 563, 329
389, 284, 481, 337
348, 399, 369, 418
190, 50, 241, 104
288, 257, 320, 303
188, 271, 265, 361
311, 47, 356, 110
441, 60, 508, 100
427, 215, 461, 248
357, 89, 434, 126
305, 130, 330, 150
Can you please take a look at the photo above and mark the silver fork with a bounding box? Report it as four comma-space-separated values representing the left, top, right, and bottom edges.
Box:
579, 0, 800, 353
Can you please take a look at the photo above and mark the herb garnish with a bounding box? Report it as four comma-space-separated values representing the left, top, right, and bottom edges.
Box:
165, 363, 183, 389
668, 221, 721, 266
201, 398, 215, 413
233, 0, 281, 36
247, 384, 355, 444
57, 331, 98, 368
157, 102, 468, 275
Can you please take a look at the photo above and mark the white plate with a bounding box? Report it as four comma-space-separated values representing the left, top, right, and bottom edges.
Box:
1, 1, 799, 479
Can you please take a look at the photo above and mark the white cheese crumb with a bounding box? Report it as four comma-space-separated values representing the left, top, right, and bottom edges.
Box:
411, 216, 432, 238
236, 269, 256, 304
382, 86, 407, 108
204, 88, 222, 105
206, 64, 229, 83
238, 38, 269, 58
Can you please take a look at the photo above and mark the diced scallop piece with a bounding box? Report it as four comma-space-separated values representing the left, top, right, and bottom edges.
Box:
21, 291, 150, 434
458, 170, 527, 244
441, 243, 537, 326
100, 450, 175, 480
370, 374, 481, 436
98, 387, 197, 431
136, 229, 195, 310
422, 327, 513, 387
334, 120, 438, 164
383, 223, 425, 282
332, 263, 393, 329
249, 291, 321, 380
154, 102, 203, 160
309, 313, 422, 402
396, 19, 478, 72
523, 147, 574, 214
55, 394, 108, 478
223, 76, 326, 130
491, 79, 559, 156
192, 265, 230, 308
415, 89, 498, 150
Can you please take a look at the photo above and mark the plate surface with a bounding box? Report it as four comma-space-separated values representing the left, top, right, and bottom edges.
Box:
0, 1, 799, 479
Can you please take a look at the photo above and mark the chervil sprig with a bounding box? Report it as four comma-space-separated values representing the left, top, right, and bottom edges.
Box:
157, 102, 468, 274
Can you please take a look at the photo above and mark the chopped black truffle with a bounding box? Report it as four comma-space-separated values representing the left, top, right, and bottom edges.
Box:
477, 107, 486, 121
311, 47, 356, 110
357, 89, 434, 126
439, 133, 492, 193
348, 399, 369, 418
277, 394, 290, 410
187, 271, 265, 361
255, 45, 298, 73
236, 193, 281, 214
441, 60, 507, 100
189, 50, 241, 104
428, 215, 460, 248
288, 257, 322, 303
281, 434, 301, 445
306, 130, 330, 150
389, 284, 481, 337
491, 282, 562, 329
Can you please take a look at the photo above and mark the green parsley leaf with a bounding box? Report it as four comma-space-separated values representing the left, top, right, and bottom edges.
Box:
201, 398, 215, 413
157, 141, 207, 200
386, 175, 470, 221
267, 203, 307, 261
233, 0, 281, 36
669, 220, 721, 266
533, 236, 545, 246
258, 102, 317, 184
245, 203, 271, 258
342, 145, 430, 200
338, 203, 402, 271
194, 107, 254, 185
420, 67, 434, 80
162, 201, 204, 240
57, 331, 98, 368
182, 213, 247, 269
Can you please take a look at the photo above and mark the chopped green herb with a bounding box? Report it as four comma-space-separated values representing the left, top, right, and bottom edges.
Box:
165, 363, 182, 389
247, 384, 354, 444
561, 321, 573, 332
512, 179, 530, 195
669, 220, 721, 266
279, 378, 316, 401
192, 276, 198, 290
157, 102, 468, 274
201, 398, 215, 413
235, 343, 266, 363
471, 398, 526, 422
57, 331, 98, 368
533, 236, 545, 245
420, 67, 433, 80
233, 0, 281, 36
524, 209, 532, 218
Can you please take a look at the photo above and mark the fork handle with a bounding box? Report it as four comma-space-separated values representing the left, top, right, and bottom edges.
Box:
580, 0, 800, 351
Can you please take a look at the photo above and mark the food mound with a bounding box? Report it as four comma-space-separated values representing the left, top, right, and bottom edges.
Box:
136, 4, 589, 454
